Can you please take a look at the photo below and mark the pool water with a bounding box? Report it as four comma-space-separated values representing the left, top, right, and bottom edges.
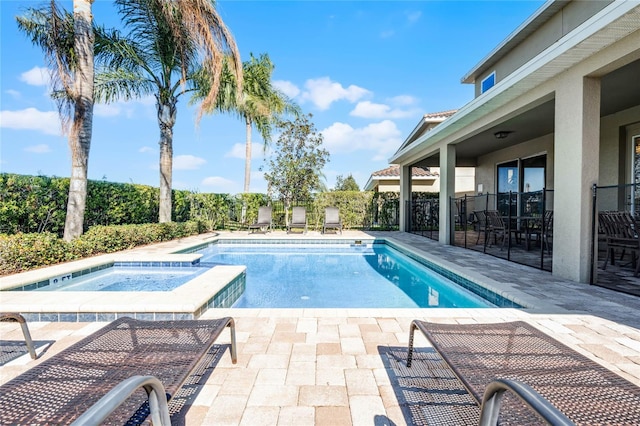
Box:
34, 267, 207, 292
197, 243, 493, 308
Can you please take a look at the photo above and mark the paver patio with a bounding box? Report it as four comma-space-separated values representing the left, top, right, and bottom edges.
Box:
2, 230, 640, 425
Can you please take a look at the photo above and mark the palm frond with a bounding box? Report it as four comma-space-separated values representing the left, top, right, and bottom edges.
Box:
94, 69, 155, 103
15, 1, 76, 130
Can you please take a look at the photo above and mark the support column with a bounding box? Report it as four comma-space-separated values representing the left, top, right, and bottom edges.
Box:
439, 145, 456, 244
553, 76, 600, 283
399, 165, 412, 232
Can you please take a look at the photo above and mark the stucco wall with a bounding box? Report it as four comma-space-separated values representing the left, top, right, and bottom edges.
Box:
475, 134, 554, 195
475, 0, 611, 96
598, 104, 640, 210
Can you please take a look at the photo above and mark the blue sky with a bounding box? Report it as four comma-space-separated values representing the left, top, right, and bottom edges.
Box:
0, 0, 544, 194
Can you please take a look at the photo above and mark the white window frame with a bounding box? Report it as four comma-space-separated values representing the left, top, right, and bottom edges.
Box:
481, 71, 496, 94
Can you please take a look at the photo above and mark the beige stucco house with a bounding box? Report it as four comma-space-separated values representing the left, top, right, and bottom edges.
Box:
390, 0, 640, 284
366, 111, 476, 195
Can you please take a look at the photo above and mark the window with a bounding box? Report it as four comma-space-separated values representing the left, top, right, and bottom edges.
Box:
481, 72, 496, 93
496, 155, 547, 216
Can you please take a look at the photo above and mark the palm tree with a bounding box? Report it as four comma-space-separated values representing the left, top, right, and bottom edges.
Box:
200, 53, 300, 193
94, 0, 242, 222
17, 0, 95, 241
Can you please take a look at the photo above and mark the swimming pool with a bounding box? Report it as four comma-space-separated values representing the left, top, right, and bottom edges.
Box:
33, 266, 208, 292
195, 243, 494, 308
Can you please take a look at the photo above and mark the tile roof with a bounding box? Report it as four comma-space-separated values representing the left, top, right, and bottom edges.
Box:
423, 110, 458, 121
371, 165, 438, 178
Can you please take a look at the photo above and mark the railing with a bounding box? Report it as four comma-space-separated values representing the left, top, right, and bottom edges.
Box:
449, 190, 554, 272
591, 182, 640, 289
407, 199, 440, 240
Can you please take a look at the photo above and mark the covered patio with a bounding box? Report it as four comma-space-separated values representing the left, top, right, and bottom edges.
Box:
391, 1, 640, 291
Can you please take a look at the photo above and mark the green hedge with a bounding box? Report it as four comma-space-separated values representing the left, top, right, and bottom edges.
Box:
0, 221, 206, 275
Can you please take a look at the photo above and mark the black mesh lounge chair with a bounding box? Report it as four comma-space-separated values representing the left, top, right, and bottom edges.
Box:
0, 312, 38, 361
322, 207, 342, 234
248, 206, 272, 233
287, 206, 307, 234
0, 317, 237, 425
404, 320, 640, 425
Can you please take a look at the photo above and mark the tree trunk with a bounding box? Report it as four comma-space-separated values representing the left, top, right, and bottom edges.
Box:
158, 97, 177, 223
244, 117, 252, 193
63, 0, 94, 242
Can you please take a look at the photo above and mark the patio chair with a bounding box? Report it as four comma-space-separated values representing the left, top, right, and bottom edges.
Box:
248, 206, 272, 233
599, 211, 640, 276
322, 206, 342, 234
287, 206, 307, 234
0, 316, 237, 425
0, 312, 37, 360
405, 320, 640, 425
472, 210, 489, 244
485, 210, 509, 249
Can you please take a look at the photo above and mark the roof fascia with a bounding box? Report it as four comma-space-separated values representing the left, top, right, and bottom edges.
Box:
461, 0, 568, 84
390, 1, 640, 165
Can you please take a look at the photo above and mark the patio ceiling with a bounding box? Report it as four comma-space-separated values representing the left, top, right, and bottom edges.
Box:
413, 57, 640, 168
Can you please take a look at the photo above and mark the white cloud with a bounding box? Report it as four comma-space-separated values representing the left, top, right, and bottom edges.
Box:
300, 77, 371, 110
201, 176, 235, 189
20, 66, 50, 86
320, 120, 403, 161
94, 104, 122, 117
139, 146, 154, 153
0, 108, 61, 135
406, 11, 422, 24
95, 96, 156, 119
273, 80, 300, 99
380, 30, 395, 39
24, 144, 51, 154
350, 101, 418, 119
6, 89, 21, 99
224, 142, 269, 160
173, 154, 206, 170
389, 95, 418, 106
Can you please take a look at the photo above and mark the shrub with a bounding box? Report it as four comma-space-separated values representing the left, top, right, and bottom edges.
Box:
0, 233, 76, 275
0, 221, 208, 275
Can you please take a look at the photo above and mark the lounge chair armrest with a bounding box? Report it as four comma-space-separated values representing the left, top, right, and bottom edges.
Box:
0, 313, 38, 359
479, 378, 574, 426
71, 375, 172, 426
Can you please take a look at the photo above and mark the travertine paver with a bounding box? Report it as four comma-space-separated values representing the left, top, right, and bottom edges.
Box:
3, 231, 640, 425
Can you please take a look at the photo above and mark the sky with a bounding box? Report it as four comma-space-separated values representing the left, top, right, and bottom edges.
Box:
0, 0, 545, 194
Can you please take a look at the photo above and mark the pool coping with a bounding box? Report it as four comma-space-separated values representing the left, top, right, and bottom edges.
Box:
0, 232, 534, 321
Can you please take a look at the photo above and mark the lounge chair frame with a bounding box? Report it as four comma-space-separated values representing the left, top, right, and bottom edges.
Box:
0, 312, 38, 360
0, 316, 237, 425
407, 320, 640, 424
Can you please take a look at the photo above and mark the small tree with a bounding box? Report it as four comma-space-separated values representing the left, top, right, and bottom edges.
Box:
334, 174, 360, 191
262, 114, 329, 224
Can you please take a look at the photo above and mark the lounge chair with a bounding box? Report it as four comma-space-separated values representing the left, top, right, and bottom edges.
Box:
404, 320, 640, 424
287, 206, 307, 234
248, 206, 272, 233
0, 316, 237, 425
0, 312, 38, 360
322, 207, 342, 234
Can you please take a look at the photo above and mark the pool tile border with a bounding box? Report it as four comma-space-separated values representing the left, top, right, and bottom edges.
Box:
4, 261, 201, 292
